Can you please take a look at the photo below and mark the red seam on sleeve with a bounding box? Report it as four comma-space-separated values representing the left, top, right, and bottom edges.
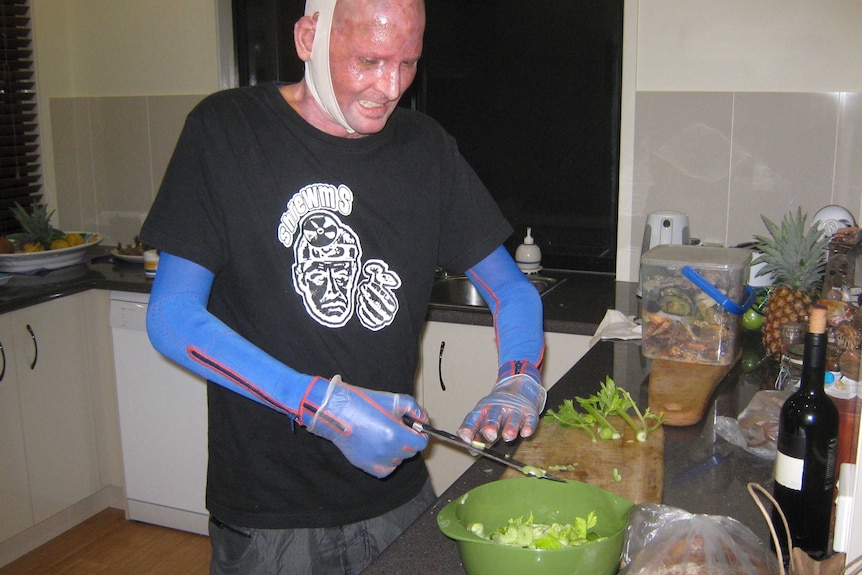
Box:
187, 346, 295, 416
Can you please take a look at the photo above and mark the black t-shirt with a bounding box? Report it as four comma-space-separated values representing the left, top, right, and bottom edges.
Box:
141, 83, 511, 528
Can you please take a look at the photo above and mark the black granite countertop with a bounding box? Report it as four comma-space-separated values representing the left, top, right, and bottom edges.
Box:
0, 249, 151, 314
0, 252, 780, 573
426, 269, 632, 335
0, 254, 625, 336
364, 333, 779, 575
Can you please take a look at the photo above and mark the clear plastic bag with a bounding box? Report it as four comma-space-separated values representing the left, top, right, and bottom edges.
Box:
620, 503, 780, 574
715, 390, 792, 460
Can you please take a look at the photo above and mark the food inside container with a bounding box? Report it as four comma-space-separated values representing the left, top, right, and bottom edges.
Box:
620, 503, 780, 574
437, 478, 633, 575
641, 245, 753, 365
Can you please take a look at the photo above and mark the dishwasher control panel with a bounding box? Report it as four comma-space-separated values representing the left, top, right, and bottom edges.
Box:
110, 300, 148, 331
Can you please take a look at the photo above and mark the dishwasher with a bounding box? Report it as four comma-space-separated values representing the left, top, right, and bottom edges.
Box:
110, 291, 209, 535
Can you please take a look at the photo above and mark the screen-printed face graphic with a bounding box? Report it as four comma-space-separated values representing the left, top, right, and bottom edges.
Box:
292, 212, 361, 328
280, 183, 402, 331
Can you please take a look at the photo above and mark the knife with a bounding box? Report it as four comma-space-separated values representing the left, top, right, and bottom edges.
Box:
403, 415, 566, 482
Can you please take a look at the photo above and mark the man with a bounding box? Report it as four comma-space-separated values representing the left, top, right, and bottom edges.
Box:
141, 0, 545, 572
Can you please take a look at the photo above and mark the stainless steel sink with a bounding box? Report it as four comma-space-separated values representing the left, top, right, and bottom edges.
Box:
428, 274, 563, 310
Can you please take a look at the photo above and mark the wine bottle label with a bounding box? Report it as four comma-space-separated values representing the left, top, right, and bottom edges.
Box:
774, 450, 804, 490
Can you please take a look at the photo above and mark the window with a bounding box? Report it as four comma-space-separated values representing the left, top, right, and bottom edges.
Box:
233, 0, 622, 273
0, 0, 41, 236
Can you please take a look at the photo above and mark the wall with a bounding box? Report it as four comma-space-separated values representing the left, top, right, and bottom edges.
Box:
31, 0, 230, 242
31, 1, 862, 271
618, 1, 862, 281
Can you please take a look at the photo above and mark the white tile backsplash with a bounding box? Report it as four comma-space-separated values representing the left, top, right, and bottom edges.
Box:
835, 92, 862, 217
632, 92, 734, 250
51, 91, 861, 277
727, 92, 838, 246
630, 90, 862, 276
89, 97, 155, 217
50, 94, 204, 245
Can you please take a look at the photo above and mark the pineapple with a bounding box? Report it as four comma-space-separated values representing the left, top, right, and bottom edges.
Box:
9, 202, 65, 252
752, 208, 828, 357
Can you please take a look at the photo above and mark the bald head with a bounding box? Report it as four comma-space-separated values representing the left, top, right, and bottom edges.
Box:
332, 0, 425, 49
294, 0, 425, 137
334, 0, 425, 24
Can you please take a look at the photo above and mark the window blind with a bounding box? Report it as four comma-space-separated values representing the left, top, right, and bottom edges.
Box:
1, 0, 40, 236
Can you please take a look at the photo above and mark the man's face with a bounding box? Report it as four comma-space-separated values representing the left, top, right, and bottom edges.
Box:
328, 0, 425, 135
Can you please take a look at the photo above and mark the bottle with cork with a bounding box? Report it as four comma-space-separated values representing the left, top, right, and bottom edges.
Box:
771, 304, 840, 560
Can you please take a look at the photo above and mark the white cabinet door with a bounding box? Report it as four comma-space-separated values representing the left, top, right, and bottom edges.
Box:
417, 321, 590, 493
417, 321, 498, 493
543, 331, 591, 384
0, 315, 34, 542
14, 295, 101, 523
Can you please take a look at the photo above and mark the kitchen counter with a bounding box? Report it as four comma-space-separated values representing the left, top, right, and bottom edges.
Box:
0, 251, 777, 571
0, 249, 151, 314
425, 269, 629, 336
0, 252, 625, 335
364, 332, 780, 575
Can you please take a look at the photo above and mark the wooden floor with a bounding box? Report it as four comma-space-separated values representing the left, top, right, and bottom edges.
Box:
0, 508, 210, 575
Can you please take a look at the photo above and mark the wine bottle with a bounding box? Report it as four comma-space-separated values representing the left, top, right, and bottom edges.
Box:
772, 304, 839, 560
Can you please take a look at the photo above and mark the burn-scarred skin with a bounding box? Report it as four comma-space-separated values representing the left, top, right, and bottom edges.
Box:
286, 0, 425, 138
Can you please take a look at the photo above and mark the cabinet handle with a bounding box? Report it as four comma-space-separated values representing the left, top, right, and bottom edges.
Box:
0, 337, 5, 381
438, 340, 446, 391
26, 324, 38, 370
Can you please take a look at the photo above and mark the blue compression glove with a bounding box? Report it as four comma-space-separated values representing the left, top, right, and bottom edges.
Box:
147, 252, 427, 478
456, 246, 546, 443
300, 375, 429, 478
458, 360, 545, 443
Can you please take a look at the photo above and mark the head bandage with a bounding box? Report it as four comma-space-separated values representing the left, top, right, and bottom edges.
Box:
304, 0, 355, 134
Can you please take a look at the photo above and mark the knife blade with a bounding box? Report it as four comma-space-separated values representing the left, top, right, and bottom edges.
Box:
403, 415, 566, 482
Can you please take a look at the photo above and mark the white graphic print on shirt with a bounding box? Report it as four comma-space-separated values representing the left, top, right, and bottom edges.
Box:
278, 183, 401, 331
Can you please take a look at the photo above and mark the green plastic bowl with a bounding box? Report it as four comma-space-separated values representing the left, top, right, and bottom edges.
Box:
437, 478, 633, 575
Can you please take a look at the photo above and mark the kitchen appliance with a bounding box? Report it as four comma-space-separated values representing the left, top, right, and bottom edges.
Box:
642, 211, 690, 254
812, 204, 856, 241
110, 291, 209, 535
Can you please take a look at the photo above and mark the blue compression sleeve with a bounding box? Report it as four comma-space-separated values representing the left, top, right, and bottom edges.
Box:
466, 245, 545, 368
146, 253, 320, 418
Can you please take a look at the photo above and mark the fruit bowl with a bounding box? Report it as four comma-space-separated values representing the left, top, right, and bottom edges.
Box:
437, 478, 634, 575
0, 233, 102, 273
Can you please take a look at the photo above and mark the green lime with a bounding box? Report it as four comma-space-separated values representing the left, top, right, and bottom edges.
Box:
742, 308, 764, 331
740, 350, 764, 373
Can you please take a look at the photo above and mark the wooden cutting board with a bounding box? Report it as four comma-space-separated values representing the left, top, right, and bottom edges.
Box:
648, 358, 736, 426
501, 416, 664, 504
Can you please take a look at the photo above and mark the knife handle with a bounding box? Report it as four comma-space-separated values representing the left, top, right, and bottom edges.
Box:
402, 414, 422, 431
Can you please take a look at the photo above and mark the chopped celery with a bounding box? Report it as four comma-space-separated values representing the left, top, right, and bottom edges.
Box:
468, 511, 604, 550
544, 375, 665, 442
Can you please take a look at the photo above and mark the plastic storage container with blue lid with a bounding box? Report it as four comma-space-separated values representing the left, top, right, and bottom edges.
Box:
640, 245, 753, 365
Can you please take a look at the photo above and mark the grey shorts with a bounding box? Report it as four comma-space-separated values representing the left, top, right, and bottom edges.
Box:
208, 479, 436, 575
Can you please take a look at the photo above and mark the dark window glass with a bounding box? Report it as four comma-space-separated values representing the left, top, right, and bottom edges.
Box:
233, 0, 622, 273
233, 0, 305, 86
